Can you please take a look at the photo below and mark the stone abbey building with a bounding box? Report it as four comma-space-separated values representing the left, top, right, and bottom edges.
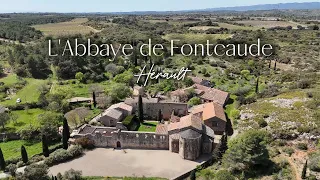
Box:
72, 113, 215, 160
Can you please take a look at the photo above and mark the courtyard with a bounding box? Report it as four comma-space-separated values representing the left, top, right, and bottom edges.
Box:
48, 148, 211, 179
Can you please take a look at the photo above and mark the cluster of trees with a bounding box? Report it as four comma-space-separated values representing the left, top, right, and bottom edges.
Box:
0, 14, 73, 42
0, 22, 42, 42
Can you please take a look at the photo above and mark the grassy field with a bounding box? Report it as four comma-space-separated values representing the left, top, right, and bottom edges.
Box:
4, 108, 46, 132
0, 74, 19, 86
0, 140, 61, 160
0, 77, 47, 106
137, 122, 158, 132
33, 18, 97, 37
162, 33, 231, 44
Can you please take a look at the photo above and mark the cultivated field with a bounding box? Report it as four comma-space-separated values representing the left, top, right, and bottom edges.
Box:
163, 33, 231, 44
236, 20, 305, 29
33, 18, 98, 37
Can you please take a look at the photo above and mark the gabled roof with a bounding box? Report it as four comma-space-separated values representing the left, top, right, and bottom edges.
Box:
196, 102, 226, 122
168, 114, 203, 132
102, 109, 123, 120
108, 102, 133, 112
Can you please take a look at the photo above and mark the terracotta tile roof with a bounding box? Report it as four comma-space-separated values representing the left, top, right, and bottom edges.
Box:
190, 102, 226, 122
156, 124, 168, 135
203, 102, 226, 122
168, 114, 203, 132
200, 88, 229, 105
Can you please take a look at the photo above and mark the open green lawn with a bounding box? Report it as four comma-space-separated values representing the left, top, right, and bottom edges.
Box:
0, 77, 47, 106
51, 81, 90, 97
0, 140, 61, 161
0, 74, 19, 86
3, 108, 46, 133
137, 122, 158, 132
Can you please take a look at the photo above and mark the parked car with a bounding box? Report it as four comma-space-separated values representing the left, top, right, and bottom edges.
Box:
16, 98, 21, 103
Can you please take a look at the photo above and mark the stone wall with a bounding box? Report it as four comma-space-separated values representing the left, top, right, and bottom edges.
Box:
77, 130, 169, 150
144, 102, 188, 120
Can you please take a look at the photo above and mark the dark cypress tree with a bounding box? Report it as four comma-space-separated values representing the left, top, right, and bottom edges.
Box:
138, 95, 144, 123
157, 109, 162, 123
62, 118, 70, 150
42, 135, 50, 157
21, 145, 28, 163
92, 91, 97, 108
274, 61, 277, 71
0, 148, 5, 170
219, 134, 228, 155
190, 169, 196, 180
255, 77, 259, 94
301, 160, 307, 179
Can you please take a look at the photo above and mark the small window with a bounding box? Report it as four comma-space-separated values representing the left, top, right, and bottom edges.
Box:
212, 121, 218, 127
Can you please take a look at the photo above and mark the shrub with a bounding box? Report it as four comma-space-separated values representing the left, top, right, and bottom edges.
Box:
16, 163, 49, 180
44, 145, 83, 166
230, 109, 240, 120
309, 152, 320, 172
63, 169, 82, 180
122, 115, 138, 131
214, 170, 235, 180
257, 118, 268, 128
6, 164, 17, 176
297, 143, 308, 151
283, 147, 295, 156
74, 137, 95, 150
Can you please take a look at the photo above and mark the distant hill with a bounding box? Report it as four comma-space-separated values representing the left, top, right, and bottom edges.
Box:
204, 2, 320, 11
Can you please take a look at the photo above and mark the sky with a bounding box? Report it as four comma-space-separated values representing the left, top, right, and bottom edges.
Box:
0, 0, 317, 13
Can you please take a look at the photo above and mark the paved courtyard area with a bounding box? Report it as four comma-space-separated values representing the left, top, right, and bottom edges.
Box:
49, 148, 211, 179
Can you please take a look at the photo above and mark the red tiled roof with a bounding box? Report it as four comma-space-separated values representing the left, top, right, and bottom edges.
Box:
203, 102, 226, 121
156, 124, 168, 135
168, 114, 203, 132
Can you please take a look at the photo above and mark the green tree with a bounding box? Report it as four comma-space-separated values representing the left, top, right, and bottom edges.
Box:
222, 130, 270, 172
301, 160, 307, 179
138, 95, 143, 123
0, 112, 10, 130
75, 72, 84, 83
21, 145, 28, 163
42, 135, 50, 157
214, 170, 235, 180
188, 97, 201, 107
0, 148, 5, 170
106, 83, 132, 102
62, 118, 70, 150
